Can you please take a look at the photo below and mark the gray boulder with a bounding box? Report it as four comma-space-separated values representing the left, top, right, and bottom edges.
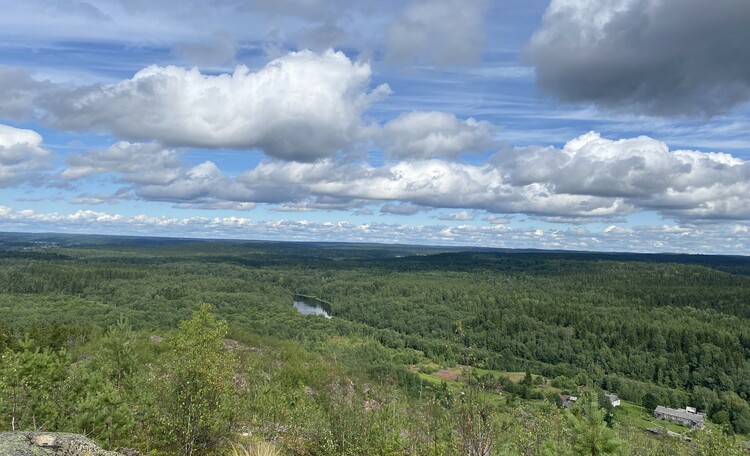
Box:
0, 432, 123, 456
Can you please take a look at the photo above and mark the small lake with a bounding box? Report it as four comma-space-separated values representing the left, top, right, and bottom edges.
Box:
293, 296, 332, 318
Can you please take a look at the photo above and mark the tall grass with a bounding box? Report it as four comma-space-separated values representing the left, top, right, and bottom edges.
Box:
229, 441, 280, 456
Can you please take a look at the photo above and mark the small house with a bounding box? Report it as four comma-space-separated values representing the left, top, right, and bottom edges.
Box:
560, 395, 578, 408
607, 394, 620, 407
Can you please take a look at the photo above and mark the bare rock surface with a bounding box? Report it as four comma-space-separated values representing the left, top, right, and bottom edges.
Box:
0, 432, 122, 456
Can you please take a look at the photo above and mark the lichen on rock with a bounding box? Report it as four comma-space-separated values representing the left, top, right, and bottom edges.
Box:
0, 432, 123, 456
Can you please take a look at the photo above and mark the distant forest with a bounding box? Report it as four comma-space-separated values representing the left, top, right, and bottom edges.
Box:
1, 232, 749, 454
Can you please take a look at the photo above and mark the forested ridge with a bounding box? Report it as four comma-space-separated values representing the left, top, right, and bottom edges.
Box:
1, 232, 749, 454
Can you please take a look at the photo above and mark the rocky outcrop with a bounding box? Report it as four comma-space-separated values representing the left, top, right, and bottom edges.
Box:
0, 432, 122, 456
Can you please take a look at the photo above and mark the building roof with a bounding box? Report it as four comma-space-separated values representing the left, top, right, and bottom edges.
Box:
654, 406, 705, 422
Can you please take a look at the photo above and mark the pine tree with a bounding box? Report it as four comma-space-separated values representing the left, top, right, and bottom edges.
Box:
567, 393, 620, 456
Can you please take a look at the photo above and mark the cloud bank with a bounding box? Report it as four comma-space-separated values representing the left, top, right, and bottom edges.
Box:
0, 205, 746, 254
57, 130, 750, 224
2, 50, 499, 164
525, 0, 750, 116
0, 0, 489, 68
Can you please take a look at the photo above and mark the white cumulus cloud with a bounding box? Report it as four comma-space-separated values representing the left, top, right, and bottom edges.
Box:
380, 111, 496, 159
495, 132, 750, 221
42, 50, 390, 162
437, 211, 475, 221
62, 142, 181, 185
0, 124, 52, 187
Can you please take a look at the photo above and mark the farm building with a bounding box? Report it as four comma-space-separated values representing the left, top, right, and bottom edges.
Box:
653, 406, 705, 429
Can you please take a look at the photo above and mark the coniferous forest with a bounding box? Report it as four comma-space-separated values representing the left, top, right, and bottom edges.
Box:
1, 232, 749, 455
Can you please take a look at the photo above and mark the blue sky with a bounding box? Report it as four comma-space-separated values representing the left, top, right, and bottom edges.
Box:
1, 0, 749, 254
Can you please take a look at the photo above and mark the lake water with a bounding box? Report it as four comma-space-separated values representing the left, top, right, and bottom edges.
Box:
293, 299, 332, 318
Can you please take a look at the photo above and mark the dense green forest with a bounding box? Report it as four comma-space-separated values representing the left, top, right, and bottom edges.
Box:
1, 232, 749, 455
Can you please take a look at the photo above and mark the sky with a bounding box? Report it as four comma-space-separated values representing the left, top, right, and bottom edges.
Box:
1, 0, 749, 254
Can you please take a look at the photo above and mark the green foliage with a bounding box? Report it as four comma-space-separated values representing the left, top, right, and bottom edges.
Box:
156, 303, 238, 455
0, 337, 70, 431
641, 392, 659, 413
1, 235, 750, 452
521, 368, 533, 387
567, 393, 620, 456
718, 392, 750, 435
63, 319, 138, 448
694, 427, 746, 456
618, 424, 685, 456
596, 391, 616, 428
454, 388, 496, 455
496, 402, 573, 456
